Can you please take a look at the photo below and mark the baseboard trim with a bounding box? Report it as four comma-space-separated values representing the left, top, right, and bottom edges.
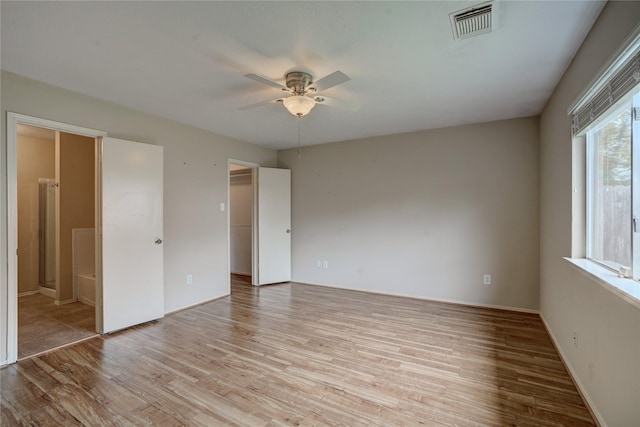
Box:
164, 294, 229, 316
78, 296, 95, 307
539, 313, 605, 427
293, 280, 540, 314
39, 286, 55, 299
231, 272, 251, 277
18, 290, 40, 297
54, 298, 77, 306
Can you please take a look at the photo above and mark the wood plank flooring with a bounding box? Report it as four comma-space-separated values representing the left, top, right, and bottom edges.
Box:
17, 293, 97, 359
1, 278, 595, 426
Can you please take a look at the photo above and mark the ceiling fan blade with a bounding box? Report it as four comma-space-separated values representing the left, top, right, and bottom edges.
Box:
313, 95, 361, 112
310, 71, 351, 92
238, 97, 283, 110
244, 73, 288, 91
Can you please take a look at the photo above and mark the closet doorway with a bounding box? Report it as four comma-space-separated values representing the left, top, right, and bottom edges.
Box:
228, 160, 292, 291
229, 161, 257, 292
16, 124, 98, 359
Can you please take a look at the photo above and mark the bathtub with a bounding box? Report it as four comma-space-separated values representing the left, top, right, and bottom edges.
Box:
77, 273, 96, 307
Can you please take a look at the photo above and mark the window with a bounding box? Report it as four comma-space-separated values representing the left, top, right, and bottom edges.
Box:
585, 92, 638, 274
569, 29, 640, 303
572, 41, 640, 277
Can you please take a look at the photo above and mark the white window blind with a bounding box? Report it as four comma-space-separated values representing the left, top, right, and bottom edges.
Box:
572, 52, 640, 135
570, 25, 640, 136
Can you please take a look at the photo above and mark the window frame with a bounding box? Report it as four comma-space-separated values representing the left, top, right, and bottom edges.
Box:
584, 97, 635, 276
568, 24, 640, 306
632, 93, 640, 281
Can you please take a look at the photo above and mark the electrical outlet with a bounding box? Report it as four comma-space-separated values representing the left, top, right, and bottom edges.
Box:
572, 330, 578, 347
483, 274, 492, 285
186, 274, 193, 285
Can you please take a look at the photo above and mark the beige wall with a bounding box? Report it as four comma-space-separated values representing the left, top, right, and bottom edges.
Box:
539, 2, 640, 426
57, 132, 95, 302
17, 135, 55, 294
278, 117, 540, 311
0, 71, 277, 363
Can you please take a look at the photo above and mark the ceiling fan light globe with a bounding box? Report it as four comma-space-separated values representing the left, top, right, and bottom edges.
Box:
283, 95, 316, 116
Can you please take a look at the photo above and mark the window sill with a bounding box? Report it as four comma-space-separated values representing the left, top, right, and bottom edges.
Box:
564, 257, 640, 309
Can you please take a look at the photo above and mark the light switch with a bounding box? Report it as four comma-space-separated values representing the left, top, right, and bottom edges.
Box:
220, 202, 225, 211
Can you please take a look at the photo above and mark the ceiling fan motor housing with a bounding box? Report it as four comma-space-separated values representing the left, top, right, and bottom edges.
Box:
286, 72, 313, 95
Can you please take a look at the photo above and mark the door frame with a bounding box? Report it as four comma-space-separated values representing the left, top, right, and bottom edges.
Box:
6, 112, 107, 364
227, 159, 259, 288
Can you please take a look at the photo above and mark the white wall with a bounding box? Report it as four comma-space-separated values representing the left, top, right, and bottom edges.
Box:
539, 2, 640, 426
0, 71, 277, 364
278, 117, 540, 311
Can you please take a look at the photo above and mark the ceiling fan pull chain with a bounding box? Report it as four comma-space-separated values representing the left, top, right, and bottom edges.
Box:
297, 115, 302, 160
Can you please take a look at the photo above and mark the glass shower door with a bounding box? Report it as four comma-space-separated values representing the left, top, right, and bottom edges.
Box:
38, 180, 57, 289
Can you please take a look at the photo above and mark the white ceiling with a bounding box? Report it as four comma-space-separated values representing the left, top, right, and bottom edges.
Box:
1, 1, 605, 149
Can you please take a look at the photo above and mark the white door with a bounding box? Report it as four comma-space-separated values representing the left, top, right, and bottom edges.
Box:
101, 137, 164, 333
256, 167, 291, 285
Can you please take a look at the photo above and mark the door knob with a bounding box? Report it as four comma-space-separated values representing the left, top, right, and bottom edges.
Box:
155, 238, 163, 245
286, 229, 291, 234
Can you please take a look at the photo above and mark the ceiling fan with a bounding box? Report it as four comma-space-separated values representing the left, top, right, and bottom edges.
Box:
239, 70, 358, 117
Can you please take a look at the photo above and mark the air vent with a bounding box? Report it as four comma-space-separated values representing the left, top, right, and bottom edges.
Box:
450, 2, 493, 40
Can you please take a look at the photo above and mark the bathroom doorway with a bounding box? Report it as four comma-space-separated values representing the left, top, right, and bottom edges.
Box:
16, 124, 98, 359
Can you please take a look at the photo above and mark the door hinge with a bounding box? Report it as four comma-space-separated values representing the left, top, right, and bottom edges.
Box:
634, 216, 639, 233
634, 107, 640, 121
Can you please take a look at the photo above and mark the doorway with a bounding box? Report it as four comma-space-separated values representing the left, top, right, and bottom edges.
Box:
229, 161, 257, 292
227, 161, 292, 290
7, 114, 165, 364
16, 124, 98, 359
7, 112, 107, 364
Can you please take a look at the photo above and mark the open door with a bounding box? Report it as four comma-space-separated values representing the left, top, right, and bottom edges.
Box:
256, 167, 291, 285
101, 137, 164, 333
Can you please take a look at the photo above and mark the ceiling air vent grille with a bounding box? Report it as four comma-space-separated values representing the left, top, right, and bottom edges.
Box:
450, 2, 493, 40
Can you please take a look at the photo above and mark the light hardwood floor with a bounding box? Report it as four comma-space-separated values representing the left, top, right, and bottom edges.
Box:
1, 278, 595, 426
17, 293, 97, 359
